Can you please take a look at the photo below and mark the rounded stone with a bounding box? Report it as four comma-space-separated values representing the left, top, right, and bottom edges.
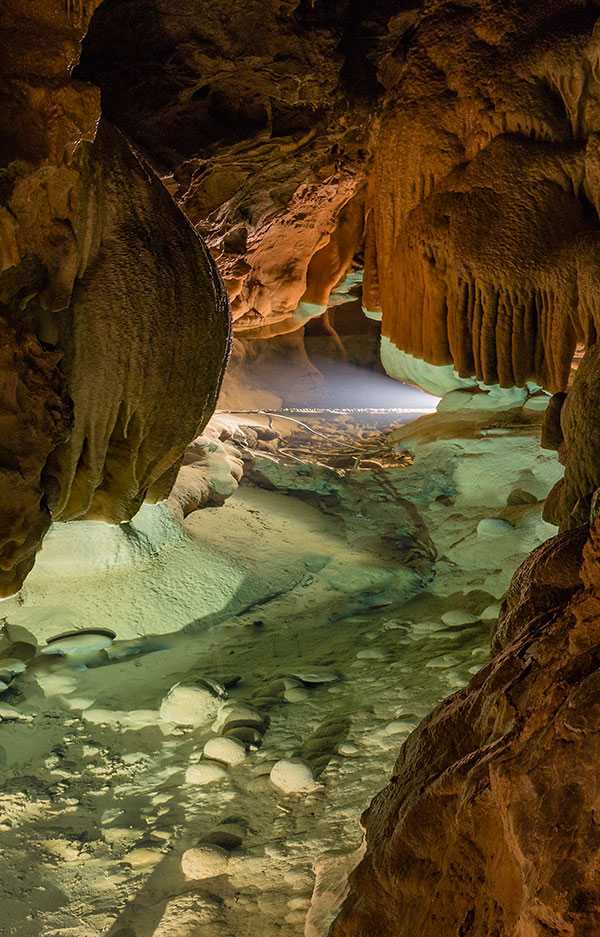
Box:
160, 685, 220, 727
270, 759, 315, 794
203, 737, 246, 766
356, 648, 387, 660
181, 845, 229, 880
441, 610, 479, 627
477, 517, 514, 538
213, 703, 265, 733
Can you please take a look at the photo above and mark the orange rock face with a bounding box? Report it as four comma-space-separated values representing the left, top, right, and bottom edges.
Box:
76, 0, 373, 332
331, 520, 600, 937
544, 340, 600, 529
0, 1, 230, 595
73, 1, 600, 397
367, 1, 600, 392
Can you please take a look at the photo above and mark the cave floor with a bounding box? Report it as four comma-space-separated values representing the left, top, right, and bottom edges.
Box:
0, 407, 561, 937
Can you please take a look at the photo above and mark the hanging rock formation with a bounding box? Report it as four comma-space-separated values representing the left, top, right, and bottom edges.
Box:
71, 0, 600, 397
75, 0, 374, 333
0, 1, 230, 596
367, 1, 600, 392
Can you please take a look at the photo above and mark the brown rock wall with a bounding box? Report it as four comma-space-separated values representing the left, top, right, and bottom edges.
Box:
0, 1, 230, 594
331, 516, 600, 937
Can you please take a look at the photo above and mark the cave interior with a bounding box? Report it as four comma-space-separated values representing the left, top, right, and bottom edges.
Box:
0, 2, 599, 936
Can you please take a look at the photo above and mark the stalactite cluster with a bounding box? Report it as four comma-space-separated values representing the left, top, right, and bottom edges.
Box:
366, 2, 600, 392
0, 1, 230, 594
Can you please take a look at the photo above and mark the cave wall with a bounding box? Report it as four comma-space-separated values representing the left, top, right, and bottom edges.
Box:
330, 517, 599, 937
368, 1, 600, 393
75, 0, 375, 332
0, 0, 230, 596
72, 1, 600, 398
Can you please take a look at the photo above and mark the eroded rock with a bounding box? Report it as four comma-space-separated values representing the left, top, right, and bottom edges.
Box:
331, 517, 599, 937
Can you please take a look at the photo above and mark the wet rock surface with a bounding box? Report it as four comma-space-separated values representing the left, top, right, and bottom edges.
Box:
0, 408, 562, 936
332, 513, 600, 937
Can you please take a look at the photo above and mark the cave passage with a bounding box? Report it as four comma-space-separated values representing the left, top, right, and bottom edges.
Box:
0, 393, 561, 936
2, 0, 599, 934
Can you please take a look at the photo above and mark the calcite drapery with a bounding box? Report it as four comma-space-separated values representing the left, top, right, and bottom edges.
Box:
74, 0, 600, 396
364, 1, 600, 393
0, 0, 230, 596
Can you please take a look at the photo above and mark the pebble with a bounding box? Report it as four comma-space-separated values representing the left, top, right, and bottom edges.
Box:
337, 743, 359, 756
0, 704, 30, 722
426, 654, 460, 669
203, 737, 246, 766
477, 517, 514, 538
481, 603, 501, 620
284, 686, 310, 703
380, 720, 415, 736
355, 649, 387, 660
223, 725, 263, 748
286, 669, 340, 685
185, 762, 228, 785
181, 845, 229, 880
441, 610, 479, 627
213, 703, 265, 733
410, 620, 445, 634
270, 759, 315, 794
159, 685, 220, 727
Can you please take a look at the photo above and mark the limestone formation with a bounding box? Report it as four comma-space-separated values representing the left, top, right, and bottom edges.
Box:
0, 1, 230, 595
70, 1, 600, 401
76, 0, 371, 331
331, 515, 600, 937
544, 340, 600, 528
368, 1, 600, 392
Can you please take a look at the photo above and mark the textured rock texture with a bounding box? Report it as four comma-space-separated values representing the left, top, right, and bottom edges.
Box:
0, 1, 230, 595
369, 1, 600, 392
331, 516, 600, 937
76, 0, 373, 332
76, 0, 600, 396
544, 340, 600, 528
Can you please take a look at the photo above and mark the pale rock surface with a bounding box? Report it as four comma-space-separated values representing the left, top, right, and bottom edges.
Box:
181, 845, 230, 880
185, 762, 229, 786
159, 685, 221, 727
270, 759, 316, 795
203, 737, 246, 766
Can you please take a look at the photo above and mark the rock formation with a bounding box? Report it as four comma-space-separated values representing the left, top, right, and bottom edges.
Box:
71, 0, 600, 399
543, 340, 600, 529
367, 1, 600, 392
331, 514, 599, 937
0, 1, 230, 595
76, 0, 372, 333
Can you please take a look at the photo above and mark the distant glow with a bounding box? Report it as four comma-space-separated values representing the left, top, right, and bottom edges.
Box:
279, 407, 436, 414
307, 355, 440, 412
